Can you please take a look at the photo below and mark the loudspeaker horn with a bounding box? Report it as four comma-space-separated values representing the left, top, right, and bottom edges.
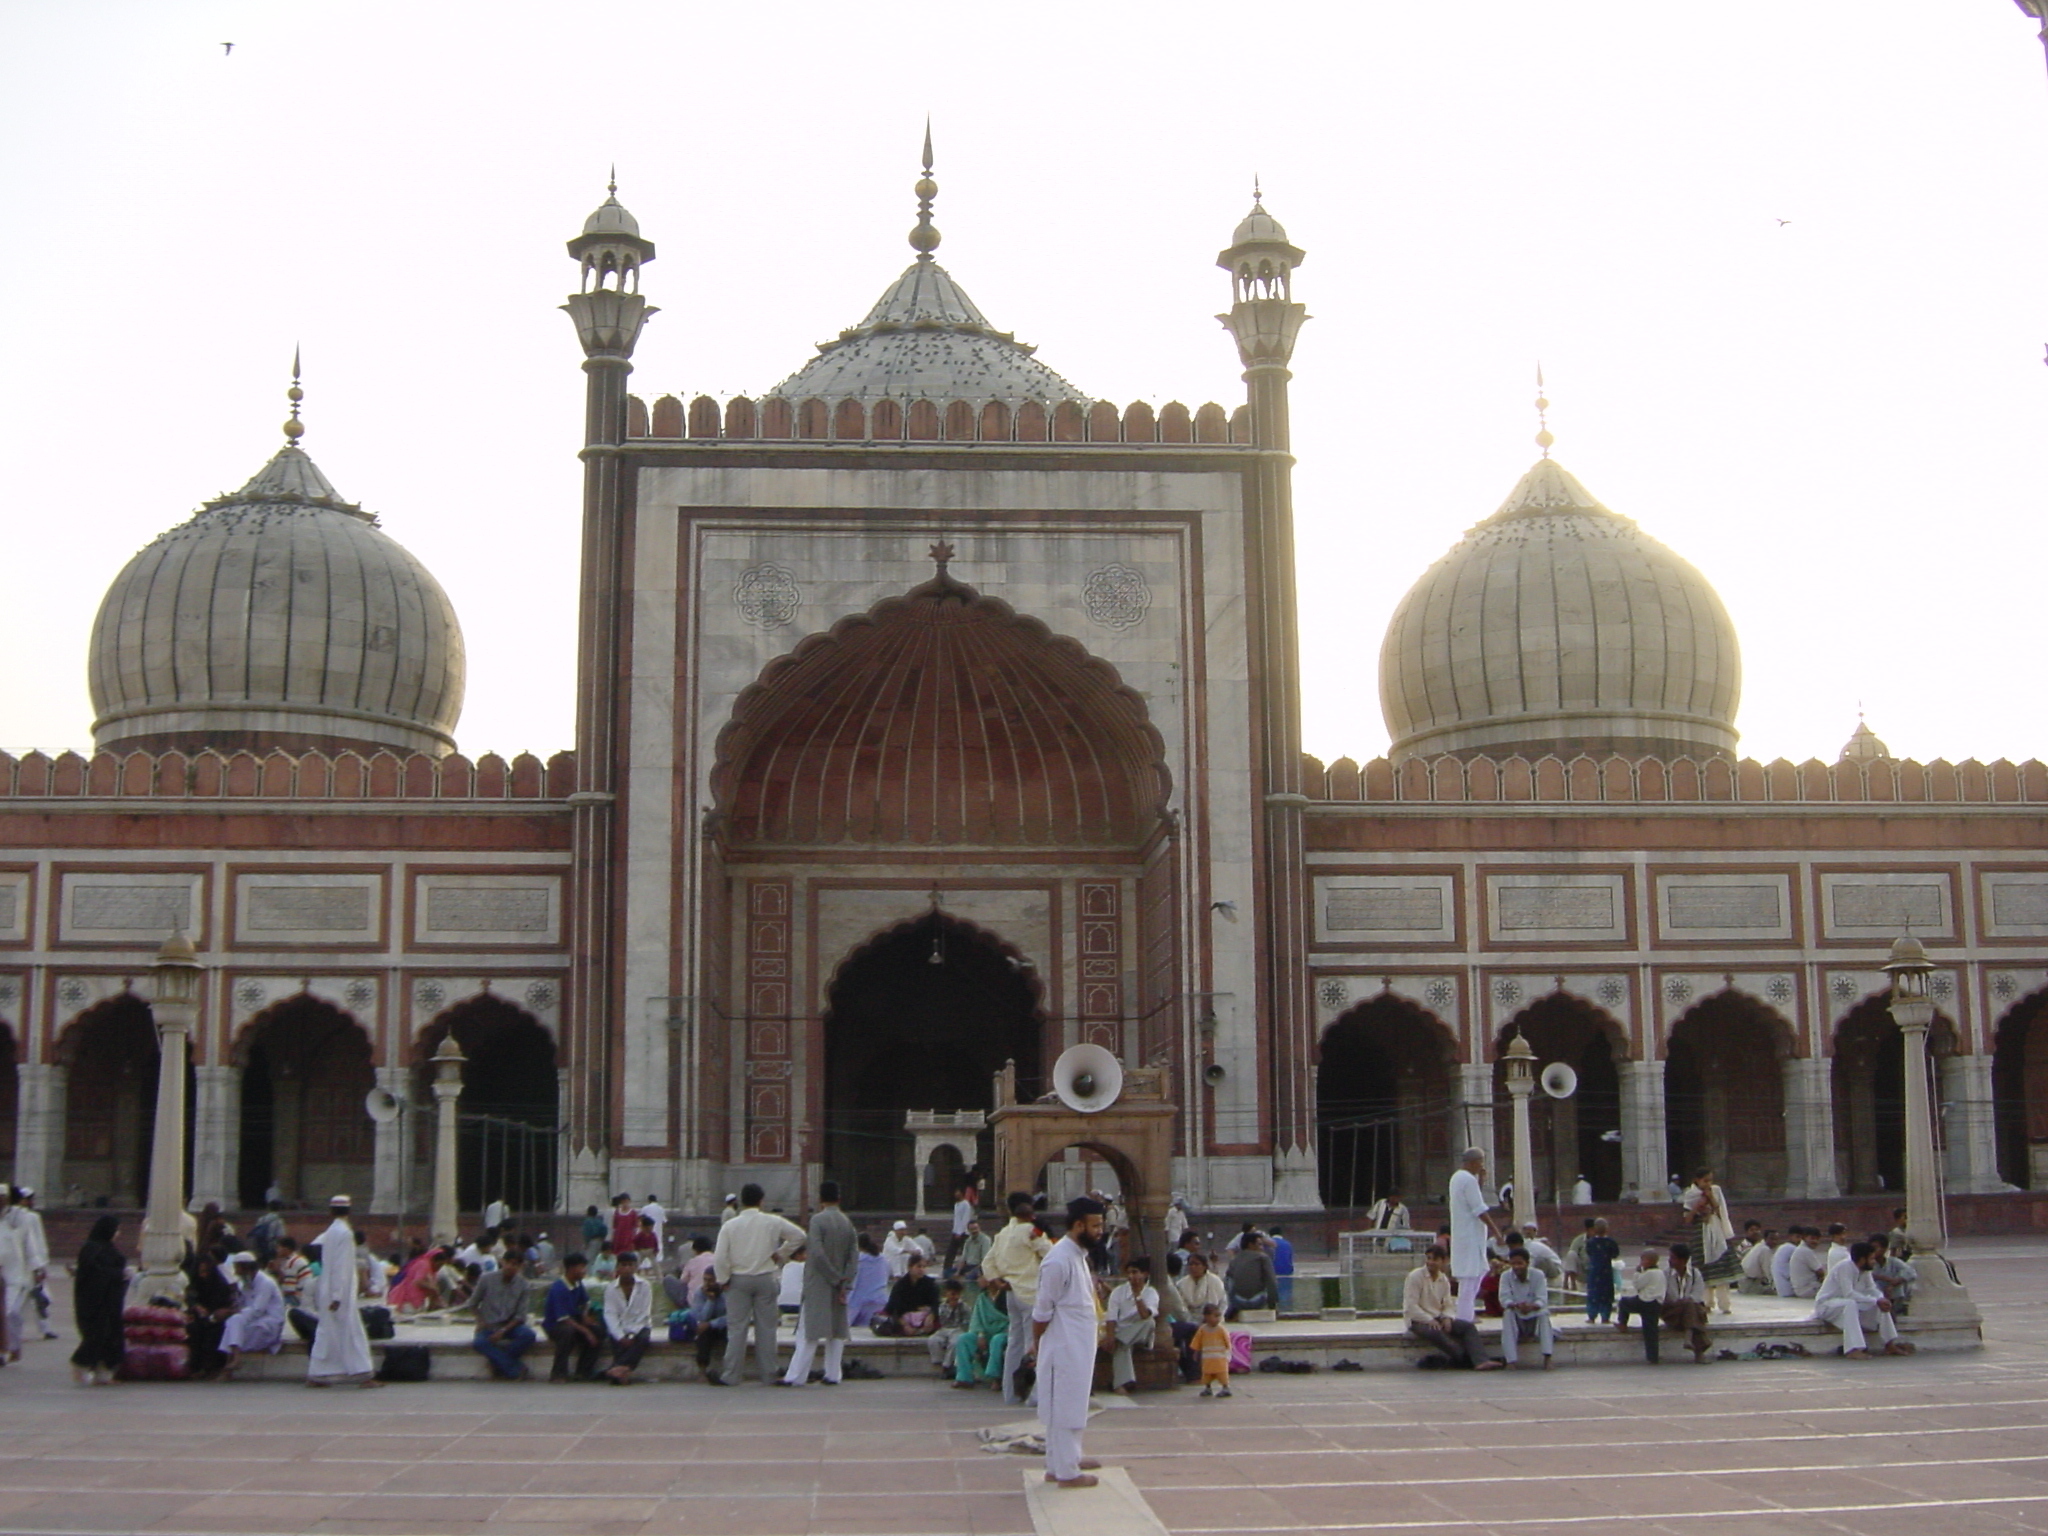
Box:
1202, 1061, 1227, 1086
1539, 1062, 1578, 1100
1052, 1043, 1124, 1114
364, 1086, 406, 1123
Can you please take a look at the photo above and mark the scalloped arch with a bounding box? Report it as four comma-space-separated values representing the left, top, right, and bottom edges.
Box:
711, 574, 1171, 848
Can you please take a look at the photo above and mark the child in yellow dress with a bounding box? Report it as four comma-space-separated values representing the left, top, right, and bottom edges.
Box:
1192, 1303, 1233, 1398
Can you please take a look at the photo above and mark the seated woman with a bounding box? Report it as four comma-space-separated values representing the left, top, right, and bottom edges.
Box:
184, 1250, 237, 1379
387, 1245, 450, 1313
952, 1274, 1009, 1388
846, 1233, 890, 1329
876, 1253, 941, 1336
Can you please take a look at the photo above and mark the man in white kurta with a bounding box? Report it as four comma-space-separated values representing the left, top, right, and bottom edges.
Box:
1448, 1148, 1500, 1325
1031, 1197, 1107, 1490
0, 1197, 29, 1360
5, 1189, 52, 1340
221, 1254, 286, 1375
1813, 1242, 1905, 1357
306, 1197, 379, 1387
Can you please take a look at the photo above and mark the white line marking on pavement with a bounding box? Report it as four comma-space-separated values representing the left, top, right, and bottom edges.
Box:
1168, 1492, 2048, 1533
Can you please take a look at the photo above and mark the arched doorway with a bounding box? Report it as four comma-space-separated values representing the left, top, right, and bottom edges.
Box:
825, 913, 1042, 1212
1315, 995, 1456, 1210
234, 997, 376, 1208
420, 996, 558, 1215
1665, 991, 1790, 1198
1993, 988, 2048, 1189
1495, 995, 1624, 1206
1833, 995, 1953, 1196
0, 1023, 16, 1185
56, 994, 189, 1206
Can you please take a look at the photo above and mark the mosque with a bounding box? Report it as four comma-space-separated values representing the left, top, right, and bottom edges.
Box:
2, 150, 2044, 1225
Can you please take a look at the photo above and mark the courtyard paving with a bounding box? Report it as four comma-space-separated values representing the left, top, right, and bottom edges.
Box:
0, 1237, 2040, 1536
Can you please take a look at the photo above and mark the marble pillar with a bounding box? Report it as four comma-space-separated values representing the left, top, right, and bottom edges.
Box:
1780, 1056, 1841, 1198
1618, 1058, 1667, 1196
1455, 1062, 1497, 1183
13, 1063, 66, 1200
188, 1065, 240, 1211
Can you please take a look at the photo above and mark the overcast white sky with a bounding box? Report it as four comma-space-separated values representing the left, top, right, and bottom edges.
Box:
2, 3, 2044, 769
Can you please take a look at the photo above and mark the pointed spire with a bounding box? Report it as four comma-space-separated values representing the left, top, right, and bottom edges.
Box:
283, 346, 306, 444
909, 119, 941, 261
608, 163, 617, 197
1534, 364, 1554, 458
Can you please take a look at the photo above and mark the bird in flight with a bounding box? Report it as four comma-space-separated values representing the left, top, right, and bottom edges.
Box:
1776, 218, 1791, 226
221, 41, 234, 54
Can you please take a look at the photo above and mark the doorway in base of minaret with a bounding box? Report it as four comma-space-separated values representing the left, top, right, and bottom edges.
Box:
1314, 996, 1456, 1211
822, 912, 1043, 1212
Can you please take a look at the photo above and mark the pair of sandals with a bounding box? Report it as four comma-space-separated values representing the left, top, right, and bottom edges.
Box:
1045, 1458, 1102, 1489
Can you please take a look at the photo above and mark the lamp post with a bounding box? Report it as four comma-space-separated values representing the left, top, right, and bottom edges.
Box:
1503, 1031, 1537, 1228
429, 1036, 466, 1244
137, 932, 202, 1298
1882, 934, 1981, 1328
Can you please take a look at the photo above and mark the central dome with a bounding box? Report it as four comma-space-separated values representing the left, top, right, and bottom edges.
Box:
89, 445, 465, 756
1378, 457, 1741, 761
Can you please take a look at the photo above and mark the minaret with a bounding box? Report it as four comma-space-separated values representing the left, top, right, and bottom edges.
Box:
1217, 189, 1320, 1207
560, 175, 657, 1207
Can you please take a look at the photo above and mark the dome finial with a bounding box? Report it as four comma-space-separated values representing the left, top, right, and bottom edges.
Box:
608, 163, 617, 198
909, 117, 941, 260
1533, 362, 1553, 458
1253, 173, 1263, 208
283, 345, 306, 444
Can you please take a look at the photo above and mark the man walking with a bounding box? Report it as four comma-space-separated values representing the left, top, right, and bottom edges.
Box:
1031, 1198, 1109, 1490
783, 1180, 856, 1386
982, 1190, 1050, 1405
710, 1183, 803, 1385
1448, 1148, 1501, 1325
306, 1196, 380, 1388
3, 1187, 51, 1341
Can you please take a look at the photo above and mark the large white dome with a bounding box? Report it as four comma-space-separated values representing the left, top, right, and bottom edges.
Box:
1378, 457, 1741, 761
88, 445, 465, 756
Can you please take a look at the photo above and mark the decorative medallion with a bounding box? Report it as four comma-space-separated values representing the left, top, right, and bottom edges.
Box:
524, 979, 559, 1011
1082, 563, 1150, 632
1493, 978, 1523, 1009
1665, 976, 1694, 1006
1766, 975, 1794, 1005
234, 980, 269, 1012
734, 564, 801, 629
343, 979, 376, 1010
1930, 971, 1954, 1004
57, 978, 88, 1010
1831, 974, 1859, 1004
1596, 977, 1626, 1008
1425, 978, 1456, 1011
1992, 972, 2019, 1003
413, 979, 447, 1011
1318, 979, 1349, 1010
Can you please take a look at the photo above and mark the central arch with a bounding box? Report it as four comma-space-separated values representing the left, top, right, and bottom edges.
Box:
1315, 995, 1457, 1210
1665, 991, 1791, 1198
1496, 994, 1625, 1205
232, 996, 376, 1209
1832, 994, 1955, 1196
419, 997, 559, 1216
824, 912, 1043, 1211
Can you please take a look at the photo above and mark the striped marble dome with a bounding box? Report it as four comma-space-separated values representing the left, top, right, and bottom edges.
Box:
88, 445, 465, 756
1378, 457, 1741, 761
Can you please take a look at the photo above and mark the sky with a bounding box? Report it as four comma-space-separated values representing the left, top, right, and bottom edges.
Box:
2, 3, 2044, 768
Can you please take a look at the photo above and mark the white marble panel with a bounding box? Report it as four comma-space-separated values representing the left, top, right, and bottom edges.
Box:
1484, 873, 1628, 944
1818, 872, 1951, 940
413, 875, 561, 945
60, 871, 203, 943
0, 871, 27, 943
236, 872, 380, 943
1982, 872, 2048, 939
1655, 873, 1792, 942
1316, 875, 1455, 943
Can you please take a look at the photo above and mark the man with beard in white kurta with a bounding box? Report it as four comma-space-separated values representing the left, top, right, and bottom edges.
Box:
1030, 1197, 1108, 1490
1448, 1148, 1503, 1326
306, 1196, 381, 1388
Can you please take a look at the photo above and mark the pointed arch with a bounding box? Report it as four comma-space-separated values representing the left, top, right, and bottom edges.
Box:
1992, 985, 2048, 1189
55, 993, 169, 1206
1665, 989, 1793, 1198
1315, 993, 1458, 1209
418, 994, 559, 1214
232, 994, 376, 1208
1494, 993, 1625, 1201
710, 573, 1171, 848
1831, 993, 1957, 1196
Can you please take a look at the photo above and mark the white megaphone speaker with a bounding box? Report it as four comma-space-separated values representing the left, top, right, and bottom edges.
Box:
1052, 1043, 1124, 1114
364, 1086, 406, 1123
1539, 1062, 1578, 1100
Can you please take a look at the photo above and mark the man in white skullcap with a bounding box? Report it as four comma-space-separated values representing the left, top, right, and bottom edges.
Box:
306, 1196, 381, 1388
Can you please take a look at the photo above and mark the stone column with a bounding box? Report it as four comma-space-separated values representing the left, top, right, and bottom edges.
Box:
13, 1063, 66, 1199
1617, 1058, 1668, 1196
1455, 1062, 1497, 1179
1503, 1035, 1536, 1225
1940, 1053, 2006, 1194
429, 1037, 465, 1243
1886, 942, 1980, 1329
138, 937, 201, 1296
188, 1065, 240, 1211
1780, 1056, 1840, 1198
370, 1065, 412, 1217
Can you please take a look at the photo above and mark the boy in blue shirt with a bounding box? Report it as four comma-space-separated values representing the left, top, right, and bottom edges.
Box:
1268, 1227, 1295, 1311
544, 1253, 605, 1381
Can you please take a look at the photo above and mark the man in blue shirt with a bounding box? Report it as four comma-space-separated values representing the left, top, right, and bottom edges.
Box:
1268, 1227, 1296, 1311
543, 1253, 604, 1381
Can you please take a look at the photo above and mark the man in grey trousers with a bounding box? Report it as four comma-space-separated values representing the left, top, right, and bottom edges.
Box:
980, 1190, 1050, 1405
781, 1180, 857, 1386
709, 1183, 804, 1385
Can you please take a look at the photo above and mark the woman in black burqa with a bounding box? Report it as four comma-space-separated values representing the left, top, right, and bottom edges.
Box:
70, 1215, 126, 1385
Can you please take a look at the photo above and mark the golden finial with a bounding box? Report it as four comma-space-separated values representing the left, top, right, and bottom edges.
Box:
910, 117, 941, 259
1533, 362, 1553, 458
283, 345, 306, 443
